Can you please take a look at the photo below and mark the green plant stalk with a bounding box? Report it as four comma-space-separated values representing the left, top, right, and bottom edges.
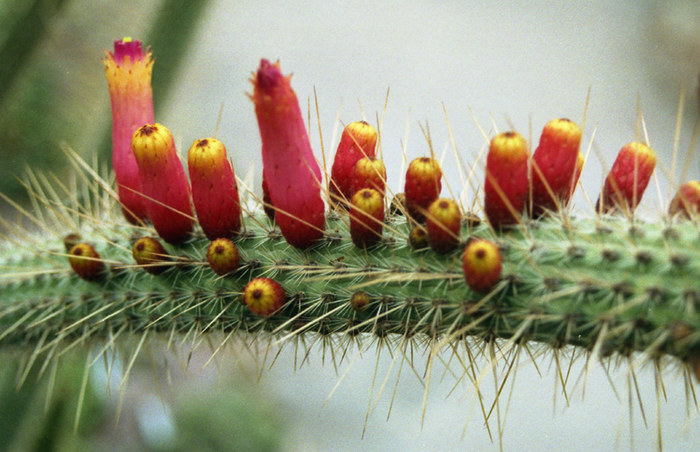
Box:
1, 196, 698, 367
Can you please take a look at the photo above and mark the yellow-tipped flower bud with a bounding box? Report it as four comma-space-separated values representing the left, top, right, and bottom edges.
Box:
206, 238, 240, 276
243, 277, 286, 316
132, 237, 169, 274
68, 243, 104, 281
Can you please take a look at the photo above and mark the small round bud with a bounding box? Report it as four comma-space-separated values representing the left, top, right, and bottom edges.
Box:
68, 243, 104, 281
63, 233, 82, 252
132, 237, 169, 274
243, 277, 286, 316
408, 225, 428, 249
426, 198, 461, 253
207, 238, 240, 276
352, 156, 386, 197
462, 239, 502, 292
389, 192, 406, 216
349, 188, 384, 248
350, 291, 370, 312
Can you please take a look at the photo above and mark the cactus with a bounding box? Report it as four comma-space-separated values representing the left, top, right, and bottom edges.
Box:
0, 40, 699, 449
1, 146, 699, 444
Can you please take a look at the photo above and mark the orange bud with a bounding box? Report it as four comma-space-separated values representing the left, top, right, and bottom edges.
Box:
462, 239, 502, 292
243, 277, 286, 316
351, 156, 386, 198
426, 198, 461, 253
207, 238, 240, 276
330, 121, 378, 205
349, 188, 384, 248
530, 118, 582, 216
68, 243, 104, 281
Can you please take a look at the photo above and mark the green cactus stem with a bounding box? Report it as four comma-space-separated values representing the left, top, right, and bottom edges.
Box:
1, 165, 698, 369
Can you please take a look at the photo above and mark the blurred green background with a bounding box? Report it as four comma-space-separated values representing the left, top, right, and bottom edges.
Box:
0, 0, 699, 450
0, 0, 208, 203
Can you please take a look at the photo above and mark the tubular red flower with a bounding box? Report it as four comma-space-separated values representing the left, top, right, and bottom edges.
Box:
103, 38, 154, 223
251, 59, 325, 248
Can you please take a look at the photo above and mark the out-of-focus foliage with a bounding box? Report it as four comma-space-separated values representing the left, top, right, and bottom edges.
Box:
0, 0, 208, 203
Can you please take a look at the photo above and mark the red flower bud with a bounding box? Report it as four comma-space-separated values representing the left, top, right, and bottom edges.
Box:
484, 132, 529, 228
188, 138, 242, 240
330, 121, 378, 205
404, 157, 442, 223
596, 142, 656, 214
530, 118, 582, 216
131, 123, 194, 244
669, 181, 700, 219
426, 198, 461, 253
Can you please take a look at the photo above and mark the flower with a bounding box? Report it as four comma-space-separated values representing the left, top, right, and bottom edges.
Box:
103, 37, 154, 223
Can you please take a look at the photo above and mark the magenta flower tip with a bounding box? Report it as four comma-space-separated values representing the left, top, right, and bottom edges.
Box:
256, 59, 283, 91
112, 38, 144, 64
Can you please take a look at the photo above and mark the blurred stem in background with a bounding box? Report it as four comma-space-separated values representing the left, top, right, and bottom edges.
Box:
0, 0, 68, 108
0, 0, 209, 203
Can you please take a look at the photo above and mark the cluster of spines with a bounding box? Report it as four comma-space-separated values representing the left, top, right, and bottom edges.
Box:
5, 208, 698, 364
